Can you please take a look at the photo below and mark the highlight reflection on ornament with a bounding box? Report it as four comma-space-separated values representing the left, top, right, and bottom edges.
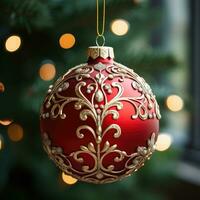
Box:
40, 46, 161, 184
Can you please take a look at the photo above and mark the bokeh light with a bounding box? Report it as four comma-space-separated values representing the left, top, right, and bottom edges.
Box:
59, 33, 76, 49
39, 62, 56, 81
0, 82, 5, 93
7, 123, 24, 142
111, 19, 129, 36
156, 133, 172, 151
62, 172, 78, 185
166, 95, 184, 112
0, 135, 3, 150
5, 35, 21, 52
0, 119, 13, 126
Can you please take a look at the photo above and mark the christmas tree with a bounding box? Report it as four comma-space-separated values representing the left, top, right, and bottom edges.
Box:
0, 0, 180, 199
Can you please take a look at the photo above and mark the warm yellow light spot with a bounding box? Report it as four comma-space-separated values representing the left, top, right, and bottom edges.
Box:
111, 19, 129, 36
0, 136, 3, 150
39, 63, 56, 81
5, 35, 21, 52
59, 33, 76, 49
62, 172, 78, 185
0, 82, 5, 93
156, 133, 172, 151
166, 95, 184, 112
7, 123, 24, 142
0, 119, 13, 126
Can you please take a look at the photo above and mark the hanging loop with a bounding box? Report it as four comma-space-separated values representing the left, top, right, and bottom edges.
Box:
96, 0, 106, 40
96, 35, 105, 46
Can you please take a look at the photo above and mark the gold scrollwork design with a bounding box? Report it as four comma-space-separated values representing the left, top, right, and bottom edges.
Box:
43, 132, 156, 184
41, 61, 160, 184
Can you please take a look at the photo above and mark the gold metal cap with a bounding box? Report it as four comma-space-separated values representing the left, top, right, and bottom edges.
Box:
87, 46, 114, 59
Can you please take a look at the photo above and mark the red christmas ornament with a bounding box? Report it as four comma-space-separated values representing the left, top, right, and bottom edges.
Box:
40, 46, 161, 184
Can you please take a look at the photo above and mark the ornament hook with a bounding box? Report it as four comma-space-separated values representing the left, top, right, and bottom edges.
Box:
96, 35, 105, 47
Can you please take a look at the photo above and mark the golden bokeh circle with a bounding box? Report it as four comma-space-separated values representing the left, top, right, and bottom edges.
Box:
166, 95, 184, 112
59, 33, 76, 49
62, 172, 78, 185
111, 19, 129, 36
39, 63, 56, 81
0, 119, 13, 126
156, 133, 172, 151
7, 123, 24, 142
0, 135, 3, 150
0, 82, 5, 93
5, 35, 21, 52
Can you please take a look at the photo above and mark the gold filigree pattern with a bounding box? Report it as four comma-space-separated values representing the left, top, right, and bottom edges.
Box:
41, 61, 160, 184
43, 132, 156, 184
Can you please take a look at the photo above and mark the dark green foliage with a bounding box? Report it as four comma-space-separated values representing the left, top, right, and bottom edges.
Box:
0, 0, 178, 199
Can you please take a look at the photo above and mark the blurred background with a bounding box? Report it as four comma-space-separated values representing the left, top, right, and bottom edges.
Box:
0, 0, 200, 199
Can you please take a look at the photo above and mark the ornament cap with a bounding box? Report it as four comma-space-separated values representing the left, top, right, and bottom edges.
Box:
87, 46, 114, 59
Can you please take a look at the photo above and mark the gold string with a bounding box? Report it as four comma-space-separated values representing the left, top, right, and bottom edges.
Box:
96, 0, 106, 37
